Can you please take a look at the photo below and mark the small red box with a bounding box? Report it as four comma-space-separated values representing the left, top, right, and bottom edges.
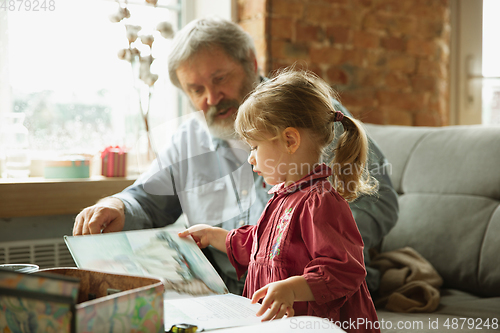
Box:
101, 146, 127, 177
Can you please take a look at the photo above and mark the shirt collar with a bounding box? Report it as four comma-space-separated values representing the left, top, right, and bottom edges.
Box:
268, 163, 332, 195
212, 137, 229, 150
195, 119, 231, 151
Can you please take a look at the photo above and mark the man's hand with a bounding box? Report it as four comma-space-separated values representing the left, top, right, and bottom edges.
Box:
73, 197, 125, 236
178, 224, 229, 253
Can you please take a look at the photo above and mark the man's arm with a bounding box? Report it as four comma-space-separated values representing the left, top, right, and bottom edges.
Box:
351, 141, 399, 292
331, 100, 399, 292
332, 100, 399, 250
350, 141, 399, 250
112, 178, 183, 231
73, 122, 189, 236
72, 180, 183, 236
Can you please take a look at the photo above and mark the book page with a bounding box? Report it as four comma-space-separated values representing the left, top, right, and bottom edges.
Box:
163, 293, 264, 331
64, 224, 228, 298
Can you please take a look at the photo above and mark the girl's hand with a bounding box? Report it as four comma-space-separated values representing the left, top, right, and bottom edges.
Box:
178, 224, 214, 248
251, 280, 295, 321
178, 225, 229, 253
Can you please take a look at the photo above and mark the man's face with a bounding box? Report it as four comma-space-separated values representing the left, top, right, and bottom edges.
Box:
176, 47, 258, 140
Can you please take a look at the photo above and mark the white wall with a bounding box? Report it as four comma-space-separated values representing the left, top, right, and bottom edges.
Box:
194, 0, 232, 20
182, 0, 233, 25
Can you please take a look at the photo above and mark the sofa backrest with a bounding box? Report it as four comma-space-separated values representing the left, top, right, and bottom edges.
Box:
364, 124, 500, 297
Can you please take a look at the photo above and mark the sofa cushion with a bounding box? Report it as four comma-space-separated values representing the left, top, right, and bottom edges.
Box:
367, 126, 434, 195
377, 289, 500, 333
364, 124, 500, 297
401, 127, 500, 199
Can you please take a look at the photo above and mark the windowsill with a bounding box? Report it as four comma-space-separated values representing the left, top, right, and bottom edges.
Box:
0, 176, 137, 218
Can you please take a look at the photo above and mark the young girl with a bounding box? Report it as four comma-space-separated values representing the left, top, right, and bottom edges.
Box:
179, 68, 380, 332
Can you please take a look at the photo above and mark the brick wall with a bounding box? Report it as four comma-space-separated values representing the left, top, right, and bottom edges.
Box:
237, 0, 450, 126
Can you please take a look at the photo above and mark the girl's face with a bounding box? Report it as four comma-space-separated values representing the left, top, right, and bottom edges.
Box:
247, 136, 289, 186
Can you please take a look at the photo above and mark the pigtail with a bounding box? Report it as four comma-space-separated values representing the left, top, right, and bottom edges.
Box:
330, 114, 377, 202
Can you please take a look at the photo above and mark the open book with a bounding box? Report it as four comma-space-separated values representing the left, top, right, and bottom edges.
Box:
64, 225, 263, 331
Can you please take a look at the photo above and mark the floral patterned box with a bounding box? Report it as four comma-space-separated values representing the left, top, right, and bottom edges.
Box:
0, 268, 164, 333
0, 268, 80, 333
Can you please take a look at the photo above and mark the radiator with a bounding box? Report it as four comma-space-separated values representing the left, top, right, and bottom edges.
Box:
0, 238, 76, 269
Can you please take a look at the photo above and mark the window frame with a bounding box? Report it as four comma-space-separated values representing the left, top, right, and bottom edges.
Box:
449, 0, 483, 125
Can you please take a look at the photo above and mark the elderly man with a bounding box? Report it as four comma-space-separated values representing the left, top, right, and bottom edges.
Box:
73, 17, 398, 295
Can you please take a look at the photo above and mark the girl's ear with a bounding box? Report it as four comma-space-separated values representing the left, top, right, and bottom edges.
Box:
282, 127, 301, 154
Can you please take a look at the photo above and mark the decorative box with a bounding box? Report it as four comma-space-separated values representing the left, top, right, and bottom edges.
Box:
0, 268, 80, 332
0, 267, 164, 333
44, 156, 90, 179
101, 146, 127, 177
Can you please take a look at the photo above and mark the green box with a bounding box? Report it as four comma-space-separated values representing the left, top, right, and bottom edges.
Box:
44, 159, 90, 179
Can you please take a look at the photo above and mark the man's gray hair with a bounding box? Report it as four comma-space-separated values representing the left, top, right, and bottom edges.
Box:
168, 17, 257, 88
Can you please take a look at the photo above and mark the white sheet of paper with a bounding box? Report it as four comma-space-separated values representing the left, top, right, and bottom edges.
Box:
215, 316, 346, 333
164, 293, 263, 331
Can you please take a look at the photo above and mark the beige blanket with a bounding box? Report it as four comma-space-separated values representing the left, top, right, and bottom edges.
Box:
370, 247, 443, 313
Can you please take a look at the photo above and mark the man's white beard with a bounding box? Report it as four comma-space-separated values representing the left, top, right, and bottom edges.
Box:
202, 70, 259, 140
205, 105, 239, 140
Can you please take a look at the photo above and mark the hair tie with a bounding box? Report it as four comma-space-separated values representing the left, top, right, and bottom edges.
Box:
332, 110, 344, 122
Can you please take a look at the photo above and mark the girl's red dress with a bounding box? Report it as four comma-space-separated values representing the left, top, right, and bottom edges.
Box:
225, 164, 380, 333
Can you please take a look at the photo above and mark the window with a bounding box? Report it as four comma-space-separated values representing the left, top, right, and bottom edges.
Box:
1, 0, 234, 179
1, 0, 182, 176
0, 0, 235, 177
481, 0, 500, 125
450, 0, 500, 125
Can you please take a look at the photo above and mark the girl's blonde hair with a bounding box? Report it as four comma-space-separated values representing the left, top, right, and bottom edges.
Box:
234, 67, 377, 202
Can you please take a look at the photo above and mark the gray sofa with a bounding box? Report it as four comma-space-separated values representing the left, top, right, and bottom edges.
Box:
364, 124, 500, 333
